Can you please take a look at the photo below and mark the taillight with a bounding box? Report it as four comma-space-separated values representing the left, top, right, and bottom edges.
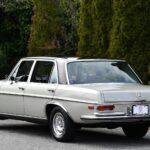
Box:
97, 105, 115, 111
88, 105, 94, 110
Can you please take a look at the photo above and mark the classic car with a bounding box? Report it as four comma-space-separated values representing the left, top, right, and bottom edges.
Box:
0, 57, 150, 142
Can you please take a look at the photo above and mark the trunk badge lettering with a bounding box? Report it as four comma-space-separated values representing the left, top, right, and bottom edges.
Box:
136, 92, 141, 98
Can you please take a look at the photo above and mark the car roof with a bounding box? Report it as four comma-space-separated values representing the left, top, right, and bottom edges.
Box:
23, 57, 126, 63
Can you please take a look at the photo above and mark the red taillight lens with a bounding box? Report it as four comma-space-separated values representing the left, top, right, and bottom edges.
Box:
88, 105, 94, 110
97, 105, 115, 111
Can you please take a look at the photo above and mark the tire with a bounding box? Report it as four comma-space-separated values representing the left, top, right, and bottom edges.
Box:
50, 107, 75, 142
122, 125, 148, 138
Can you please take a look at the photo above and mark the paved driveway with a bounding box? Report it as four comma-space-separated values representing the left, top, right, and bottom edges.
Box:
0, 120, 150, 150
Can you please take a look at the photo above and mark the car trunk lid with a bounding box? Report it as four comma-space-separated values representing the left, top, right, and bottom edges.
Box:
101, 84, 150, 103
74, 83, 150, 103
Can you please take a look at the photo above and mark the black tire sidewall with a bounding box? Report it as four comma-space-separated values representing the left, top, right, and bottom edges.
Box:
122, 125, 148, 138
50, 107, 75, 142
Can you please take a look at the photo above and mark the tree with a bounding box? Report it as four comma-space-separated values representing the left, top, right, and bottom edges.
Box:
109, 0, 150, 83
78, 0, 112, 58
91, 0, 112, 58
28, 0, 62, 56
0, 0, 32, 78
28, 0, 80, 57
77, 0, 94, 58
60, 0, 80, 56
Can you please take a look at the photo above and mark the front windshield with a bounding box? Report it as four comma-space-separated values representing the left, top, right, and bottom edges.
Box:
67, 61, 141, 84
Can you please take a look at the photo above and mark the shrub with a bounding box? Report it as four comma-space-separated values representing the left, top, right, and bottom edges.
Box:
109, 0, 150, 83
78, 0, 112, 58
0, 0, 32, 78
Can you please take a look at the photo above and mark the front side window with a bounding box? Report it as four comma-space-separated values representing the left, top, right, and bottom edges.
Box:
67, 61, 141, 84
11, 61, 33, 82
31, 61, 55, 83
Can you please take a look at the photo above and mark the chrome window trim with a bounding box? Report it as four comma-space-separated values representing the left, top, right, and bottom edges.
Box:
8, 58, 59, 85
128, 64, 143, 84
66, 60, 142, 85
57, 59, 68, 84
8, 59, 22, 80
27, 60, 36, 83
28, 59, 59, 84
65, 61, 70, 85
8, 59, 34, 82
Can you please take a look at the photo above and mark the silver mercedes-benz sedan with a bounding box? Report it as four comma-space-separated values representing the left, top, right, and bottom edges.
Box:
0, 57, 150, 142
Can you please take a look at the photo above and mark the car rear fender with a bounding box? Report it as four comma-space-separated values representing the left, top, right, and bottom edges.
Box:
45, 101, 74, 122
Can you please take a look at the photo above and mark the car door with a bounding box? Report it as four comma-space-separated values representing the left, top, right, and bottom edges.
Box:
24, 60, 58, 118
0, 60, 34, 115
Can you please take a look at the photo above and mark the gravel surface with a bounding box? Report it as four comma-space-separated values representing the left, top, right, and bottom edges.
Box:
0, 120, 150, 150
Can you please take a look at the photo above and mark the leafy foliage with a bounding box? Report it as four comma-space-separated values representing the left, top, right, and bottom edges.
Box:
28, 0, 80, 57
0, 0, 32, 78
109, 0, 150, 83
78, 0, 112, 58
1, 0, 150, 83
78, 0, 150, 83
60, 0, 80, 55
0, 0, 32, 11
92, 0, 112, 58
77, 0, 94, 58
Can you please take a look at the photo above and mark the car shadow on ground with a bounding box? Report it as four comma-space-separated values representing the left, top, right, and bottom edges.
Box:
0, 121, 50, 139
76, 128, 150, 148
0, 120, 150, 148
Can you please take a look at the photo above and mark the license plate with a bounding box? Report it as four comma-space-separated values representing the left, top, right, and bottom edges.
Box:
133, 105, 149, 115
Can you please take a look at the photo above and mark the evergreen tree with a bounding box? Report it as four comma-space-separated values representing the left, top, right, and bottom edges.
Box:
77, 0, 94, 58
109, 0, 150, 83
92, 0, 112, 58
60, 0, 80, 56
78, 0, 112, 58
0, 0, 32, 78
28, 0, 80, 57
28, 0, 63, 56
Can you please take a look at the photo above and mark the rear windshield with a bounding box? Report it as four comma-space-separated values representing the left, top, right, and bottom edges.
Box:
67, 61, 141, 84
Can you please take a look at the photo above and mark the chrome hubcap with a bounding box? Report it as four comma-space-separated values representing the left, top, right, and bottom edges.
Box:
53, 112, 65, 138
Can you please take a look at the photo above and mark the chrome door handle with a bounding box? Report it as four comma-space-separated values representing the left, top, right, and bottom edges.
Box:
48, 89, 55, 93
18, 87, 25, 91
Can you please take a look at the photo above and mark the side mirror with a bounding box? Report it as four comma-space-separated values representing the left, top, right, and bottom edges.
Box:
10, 76, 15, 81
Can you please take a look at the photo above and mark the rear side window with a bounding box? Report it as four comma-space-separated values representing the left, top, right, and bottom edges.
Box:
31, 61, 54, 83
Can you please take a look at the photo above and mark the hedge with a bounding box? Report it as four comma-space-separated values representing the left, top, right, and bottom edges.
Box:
78, 0, 112, 58
109, 0, 150, 83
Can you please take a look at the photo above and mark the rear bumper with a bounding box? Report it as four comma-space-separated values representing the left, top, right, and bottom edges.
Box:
80, 113, 150, 126
81, 115, 150, 122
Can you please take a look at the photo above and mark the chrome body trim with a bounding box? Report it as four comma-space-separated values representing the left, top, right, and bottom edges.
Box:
0, 113, 47, 124
81, 115, 150, 121
105, 100, 148, 104
0, 92, 98, 104
94, 112, 126, 116
54, 96, 98, 104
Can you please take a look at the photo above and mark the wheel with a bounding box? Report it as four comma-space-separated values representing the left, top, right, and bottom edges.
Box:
122, 125, 148, 138
50, 107, 75, 142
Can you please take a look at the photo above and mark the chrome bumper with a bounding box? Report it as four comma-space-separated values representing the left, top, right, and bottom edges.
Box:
81, 112, 150, 123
